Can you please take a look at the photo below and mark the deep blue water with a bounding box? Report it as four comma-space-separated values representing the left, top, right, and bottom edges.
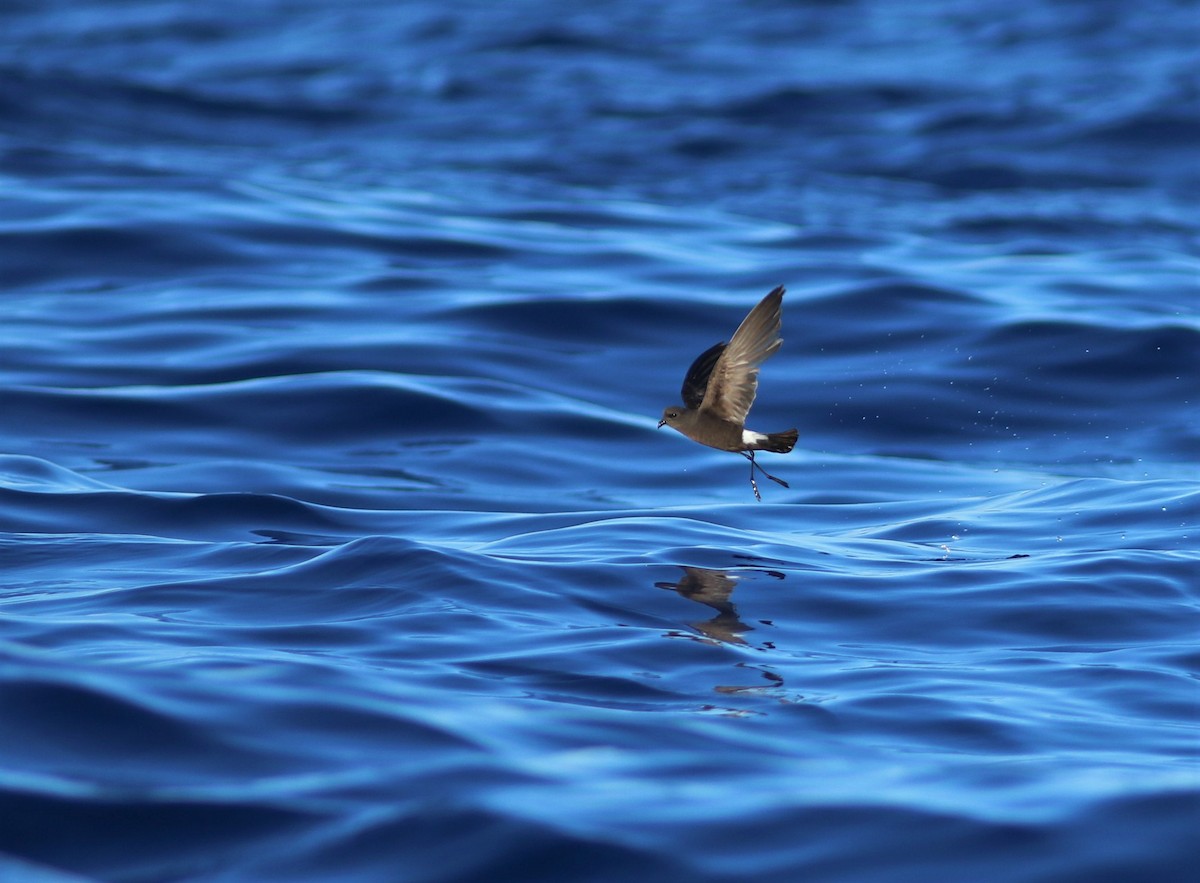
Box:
2, 1, 1198, 880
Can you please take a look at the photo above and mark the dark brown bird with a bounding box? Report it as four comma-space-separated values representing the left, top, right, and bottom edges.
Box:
658, 285, 798, 500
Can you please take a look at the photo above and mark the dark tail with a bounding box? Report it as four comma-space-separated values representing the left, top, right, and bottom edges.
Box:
761, 429, 798, 454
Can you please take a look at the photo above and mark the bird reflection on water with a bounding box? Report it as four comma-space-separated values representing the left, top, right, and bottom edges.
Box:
655, 565, 784, 646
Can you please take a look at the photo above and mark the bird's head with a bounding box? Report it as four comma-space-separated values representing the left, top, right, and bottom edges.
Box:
658, 406, 685, 430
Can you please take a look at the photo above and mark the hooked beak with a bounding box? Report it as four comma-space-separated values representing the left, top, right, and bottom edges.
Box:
657, 419, 666, 428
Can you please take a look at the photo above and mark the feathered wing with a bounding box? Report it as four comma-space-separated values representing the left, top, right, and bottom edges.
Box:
680, 341, 727, 409
699, 285, 785, 424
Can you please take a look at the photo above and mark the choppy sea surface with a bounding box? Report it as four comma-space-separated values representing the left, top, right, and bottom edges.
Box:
2, 2, 1198, 881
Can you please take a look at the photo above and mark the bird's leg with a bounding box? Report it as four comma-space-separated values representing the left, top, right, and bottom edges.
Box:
741, 450, 790, 495
754, 454, 790, 488
746, 451, 762, 501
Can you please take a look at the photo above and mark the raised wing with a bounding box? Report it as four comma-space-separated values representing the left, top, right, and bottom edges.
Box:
699, 285, 785, 424
680, 341, 727, 409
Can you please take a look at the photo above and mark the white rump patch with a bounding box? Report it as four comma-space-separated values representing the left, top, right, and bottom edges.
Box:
742, 430, 769, 447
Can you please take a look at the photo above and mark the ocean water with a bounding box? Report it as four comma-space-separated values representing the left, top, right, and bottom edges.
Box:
1, 1, 1197, 881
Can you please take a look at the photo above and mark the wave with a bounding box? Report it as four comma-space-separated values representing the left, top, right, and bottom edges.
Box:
2, 2, 1196, 880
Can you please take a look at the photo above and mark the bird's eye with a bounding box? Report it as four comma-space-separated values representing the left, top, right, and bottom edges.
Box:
668, 411, 678, 418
